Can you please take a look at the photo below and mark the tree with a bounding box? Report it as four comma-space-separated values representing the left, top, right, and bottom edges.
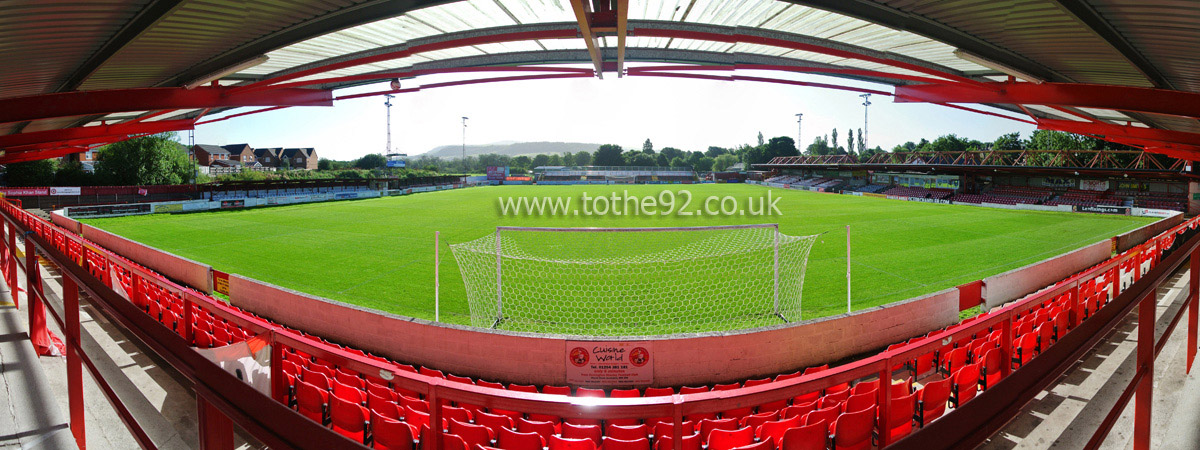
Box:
706, 146, 729, 158
994, 132, 1024, 150
928, 134, 970, 153
355, 153, 387, 169
5, 159, 57, 187
669, 157, 686, 168
593, 144, 624, 166
643, 139, 654, 154
831, 128, 839, 154
713, 153, 739, 172
757, 132, 765, 146
624, 151, 656, 167
573, 151, 591, 166
547, 154, 563, 166
55, 160, 95, 186
660, 147, 683, 160
318, 158, 333, 170
764, 136, 798, 161
847, 129, 855, 156
512, 155, 532, 171
531, 154, 551, 168
694, 157, 715, 172
656, 153, 670, 166
856, 129, 864, 154
562, 152, 575, 166
94, 133, 191, 185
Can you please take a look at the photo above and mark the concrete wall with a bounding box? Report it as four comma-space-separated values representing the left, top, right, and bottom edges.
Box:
982, 239, 1112, 309
81, 224, 214, 293
1114, 213, 1183, 253
229, 274, 959, 387
50, 210, 81, 235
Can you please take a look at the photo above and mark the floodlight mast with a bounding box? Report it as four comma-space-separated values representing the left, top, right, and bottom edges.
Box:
384, 94, 394, 154
859, 94, 872, 153
795, 113, 803, 150
462, 116, 469, 175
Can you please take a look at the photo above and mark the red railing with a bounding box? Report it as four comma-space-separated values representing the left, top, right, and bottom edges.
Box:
2, 197, 1196, 450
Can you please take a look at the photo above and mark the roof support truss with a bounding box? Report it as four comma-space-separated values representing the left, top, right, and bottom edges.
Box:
569, 0, 605, 78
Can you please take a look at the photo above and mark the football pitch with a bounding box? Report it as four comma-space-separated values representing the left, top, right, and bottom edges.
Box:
82, 184, 1155, 335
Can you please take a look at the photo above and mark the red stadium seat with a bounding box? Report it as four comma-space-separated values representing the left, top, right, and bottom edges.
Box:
602, 437, 650, 450
791, 391, 820, 406
477, 380, 506, 390
440, 434, 470, 450
950, 363, 981, 407
940, 347, 968, 378
916, 374, 950, 427
802, 365, 828, 376
714, 383, 741, 391
804, 405, 839, 427
330, 396, 369, 444
819, 390, 849, 410
1037, 324, 1054, 353
886, 391, 917, 442
562, 422, 602, 446
549, 435, 598, 450
337, 369, 366, 390
451, 419, 496, 450
727, 440, 770, 450
368, 392, 400, 420
698, 418, 738, 444
980, 348, 1004, 390
850, 380, 877, 396
844, 392, 874, 414
604, 424, 646, 441
643, 387, 675, 397
707, 427, 754, 450
333, 379, 366, 405
1012, 333, 1038, 369
611, 388, 641, 397
295, 380, 329, 424
831, 405, 875, 450
781, 401, 817, 420
419, 367, 445, 379
400, 396, 429, 414
679, 386, 710, 395
755, 415, 802, 447
405, 407, 432, 433
517, 418, 558, 443
779, 420, 828, 450
475, 411, 516, 436
447, 374, 475, 385
542, 385, 572, 395
498, 427, 546, 450
368, 381, 397, 403
509, 384, 540, 393
1053, 312, 1070, 342
370, 410, 416, 450
654, 433, 701, 450
652, 421, 695, 439
739, 411, 777, 430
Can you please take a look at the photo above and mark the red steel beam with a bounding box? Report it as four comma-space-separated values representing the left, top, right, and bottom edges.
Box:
231, 28, 580, 94
0, 119, 195, 150
1037, 118, 1200, 152
195, 106, 290, 126
896, 82, 1200, 120
634, 28, 989, 89
615, 0, 629, 77
0, 87, 330, 126
626, 71, 894, 96
333, 73, 595, 101
261, 66, 594, 91
626, 64, 954, 85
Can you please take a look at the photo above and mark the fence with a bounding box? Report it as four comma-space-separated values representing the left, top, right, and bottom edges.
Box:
2, 197, 1197, 449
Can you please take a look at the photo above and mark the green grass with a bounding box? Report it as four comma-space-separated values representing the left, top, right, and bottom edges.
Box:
82, 185, 1154, 334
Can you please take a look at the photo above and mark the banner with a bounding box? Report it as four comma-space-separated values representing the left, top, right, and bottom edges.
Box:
566, 341, 652, 386
154, 203, 183, 213
1079, 180, 1109, 191
68, 203, 152, 218
49, 186, 81, 195
0, 188, 49, 196
1075, 205, 1129, 215
220, 199, 245, 209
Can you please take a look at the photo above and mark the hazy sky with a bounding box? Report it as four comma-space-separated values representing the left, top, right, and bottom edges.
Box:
195, 66, 1036, 161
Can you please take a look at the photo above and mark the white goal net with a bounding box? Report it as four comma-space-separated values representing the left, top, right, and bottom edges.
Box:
449, 224, 818, 335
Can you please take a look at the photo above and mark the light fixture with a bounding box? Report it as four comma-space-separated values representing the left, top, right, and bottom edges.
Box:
183, 55, 270, 89
390, 78, 401, 90
953, 49, 1044, 84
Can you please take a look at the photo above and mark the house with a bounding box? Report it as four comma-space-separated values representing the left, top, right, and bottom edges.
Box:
192, 144, 231, 166
280, 148, 318, 170
254, 148, 282, 167
222, 144, 257, 165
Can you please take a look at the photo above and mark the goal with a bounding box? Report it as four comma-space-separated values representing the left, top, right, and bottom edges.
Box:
449, 224, 818, 335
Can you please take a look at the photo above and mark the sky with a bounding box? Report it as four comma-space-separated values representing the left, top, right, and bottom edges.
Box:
194, 66, 1037, 161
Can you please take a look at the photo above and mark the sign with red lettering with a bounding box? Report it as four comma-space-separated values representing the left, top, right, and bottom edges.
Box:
565, 341, 652, 386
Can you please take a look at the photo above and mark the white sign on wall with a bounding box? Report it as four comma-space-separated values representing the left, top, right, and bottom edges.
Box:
1080, 180, 1110, 191
566, 341, 652, 386
49, 187, 81, 195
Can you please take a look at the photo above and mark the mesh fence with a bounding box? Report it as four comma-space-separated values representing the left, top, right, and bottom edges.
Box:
450, 225, 817, 335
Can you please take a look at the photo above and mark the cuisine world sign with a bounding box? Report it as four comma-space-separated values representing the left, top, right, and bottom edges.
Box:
566, 341, 652, 386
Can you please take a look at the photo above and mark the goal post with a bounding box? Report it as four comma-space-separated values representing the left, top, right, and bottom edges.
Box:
450, 224, 817, 335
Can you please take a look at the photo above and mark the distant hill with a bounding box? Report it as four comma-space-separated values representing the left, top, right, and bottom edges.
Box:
421, 141, 602, 159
